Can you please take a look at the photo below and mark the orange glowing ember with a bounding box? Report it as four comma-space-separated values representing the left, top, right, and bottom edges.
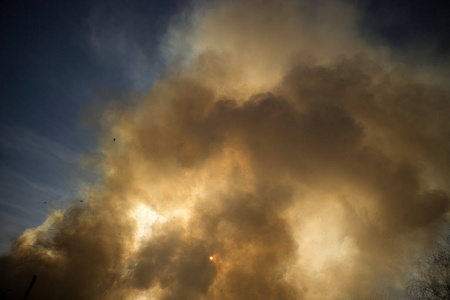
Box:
209, 254, 219, 264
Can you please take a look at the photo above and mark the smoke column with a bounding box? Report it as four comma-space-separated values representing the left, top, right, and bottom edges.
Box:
1, 0, 449, 299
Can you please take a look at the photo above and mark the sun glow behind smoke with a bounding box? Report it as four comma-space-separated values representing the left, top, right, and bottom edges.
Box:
131, 204, 166, 244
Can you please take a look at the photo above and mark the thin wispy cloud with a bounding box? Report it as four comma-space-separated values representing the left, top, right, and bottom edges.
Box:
1, 127, 79, 164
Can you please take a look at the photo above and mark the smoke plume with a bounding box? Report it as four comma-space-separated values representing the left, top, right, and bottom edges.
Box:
1, 0, 449, 299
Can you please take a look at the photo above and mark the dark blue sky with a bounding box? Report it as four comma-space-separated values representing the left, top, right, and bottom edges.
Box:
0, 0, 449, 253
0, 0, 179, 252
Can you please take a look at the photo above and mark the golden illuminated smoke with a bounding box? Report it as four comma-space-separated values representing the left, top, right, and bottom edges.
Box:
0, 0, 449, 299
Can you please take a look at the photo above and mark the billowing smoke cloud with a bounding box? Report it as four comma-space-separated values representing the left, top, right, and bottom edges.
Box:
1, 0, 449, 299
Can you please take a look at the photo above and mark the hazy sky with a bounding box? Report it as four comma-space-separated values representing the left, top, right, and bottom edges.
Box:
0, 0, 449, 299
